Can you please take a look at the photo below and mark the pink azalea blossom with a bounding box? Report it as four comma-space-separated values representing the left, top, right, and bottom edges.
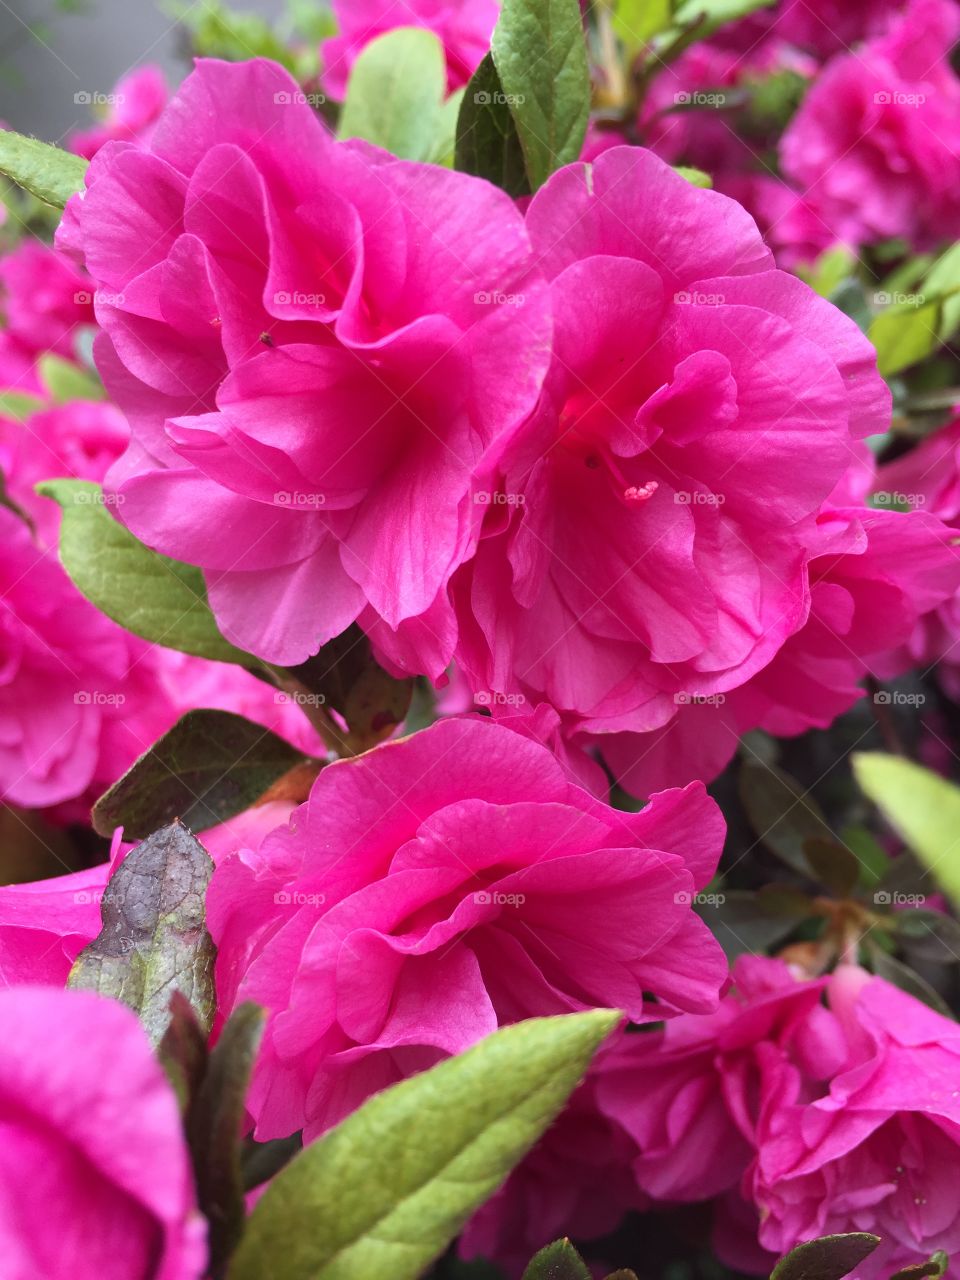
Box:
69, 65, 168, 160
780, 0, 960, 252
452, 146, 889, 787
604, 497, 960, 795
0, 240, 94, 373
57, 57, 551, 674
0, 802, 294, 986
459, 1066, 645, 1277
0, 985, 206, 1279
207, 716, 728, 1141
322, 0, 499, 97
714, 0, 909, 61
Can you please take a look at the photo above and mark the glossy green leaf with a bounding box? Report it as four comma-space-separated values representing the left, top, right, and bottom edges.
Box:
0, 129, 87, 208
770, 1233, 880, 1280
491, 0, 590, 189
522, 1239, 591, 1280
92, 709, 309, 839
456, 53, 531, 196
228, 1010, 619, 1280
38, 479, 251, 666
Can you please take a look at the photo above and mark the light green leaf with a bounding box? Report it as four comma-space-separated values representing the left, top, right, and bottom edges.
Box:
228, 1010, 620, 1280
924, 241, 960, 341
674, 165, 712, 187
38, 354, 104, 404
852, 753, 960, 913
672, 0, 777, 36
339, 28, 452, 163
869, 302, 939, 377
0, 390, 45, 422
0, 129, 87, 208
491, 0, 591, 190
613, 0, 673, 48
38, 479, 251, 666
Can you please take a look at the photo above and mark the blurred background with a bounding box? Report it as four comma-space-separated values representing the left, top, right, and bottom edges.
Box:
0, 0, 289, 139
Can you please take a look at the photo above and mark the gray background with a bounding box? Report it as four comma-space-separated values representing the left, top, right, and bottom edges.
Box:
0, 0, 286, 141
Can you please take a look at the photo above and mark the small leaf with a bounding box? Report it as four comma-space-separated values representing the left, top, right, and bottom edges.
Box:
0, 390, 45, 421
228, 1010, 620, 1280
894, 909, 960, 965
770, 1233, 881, 1280
890, 1250, 949, 1279
68, 822, 217, 1046
38, 479, 251, 665
38, 353, 103, 403
0, 129, 87, 208
92, 709, 308, 840
739, 760, 835, 875
842, 824, 890, 890
852, 754, 960, 913
522, 1239, 590, 1280
456, 53, 531, 197
613, 0, 672, 48
339, 28, 451, 162
803, 838, 860, 898
491, 0, 590, 189
671, 0, 777, 36
708, 889, 802, 961
674, 165, 713, 187
158, 991, 209, 1111
187, 1003, 266, 1280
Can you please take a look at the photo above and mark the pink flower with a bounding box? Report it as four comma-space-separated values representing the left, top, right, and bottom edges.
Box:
715, 0, 906, 61
207, 716, 728, 1141
0, 241, 94, 367
0, 802, 294, 987
751, 965, 960, 1274
459, 1067, 645, 1277
780, 0, 960, 252
0, 985, 205, 1279
57, 58, 551, 674
322, 0, 499, 97
452, 146, 889, 784
604, 498, 960, 795
69, 65, 168, 160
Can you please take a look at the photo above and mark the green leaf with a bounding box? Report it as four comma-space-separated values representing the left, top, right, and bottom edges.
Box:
92, 708, 309, 840
68, 821, 217, 1046
187, 1003, 266, 1280
868, 948, 954, 1018
38, 479, 251, 666
0, 129, 87, 208
890, 1251, 949, 1280
739, 760, 835, 876
168, 0, 296, 69
491, 0, 590, 190
522, 1239, 590, 1280
38, 354, 103, 404
803, 837, 860, 898
671, 0, 777, 37
612, 0, 672, 48
456, 53, 531, 197
707, 889, 803, 961
869, 302, 939, 376
841, 824, 889, 890
0, 390, 45, 422
770, 1233, 881, 1280
674, 165, 713, 187
339, 28, 452, 162
228, 1010, 620, 1280
894, 909, 960, 965
852, 753, 960, 913
924, 242, 960, 341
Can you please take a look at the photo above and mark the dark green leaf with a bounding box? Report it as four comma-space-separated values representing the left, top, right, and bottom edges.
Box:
188, 1003, 266, 1280
894, 910, 960, 964
522, 1239, 590, 1280
158, 990, 209, 1111
708, 889, 802, 961
242, 1134, 303, 1194
803, 838, 860, 898
841, 825, 889, 890
491, 0, 590, 189
92, 709, 308, 840
228, 1010, 620, 1280
868, 948, 954, 1018
739, 760, 835, 875
770, 1233, 881, 1280
456, 53, 531, 197
890, 1250, 949, 1279
38, 479, 251, 665
68, 821, 217, 1045
0, 129, 87, 207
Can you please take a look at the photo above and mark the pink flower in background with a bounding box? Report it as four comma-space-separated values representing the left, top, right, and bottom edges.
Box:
208, 716, 728, 1141
322, 0, 499, 96
780, 0, 960, 252
453, 146, 889, 788
0, 985, 206, 1279
0, 240, 94, 374
715, 0, 907, 61
69, 65, 168, 160
58, 57, 551, 674
459, 1067, 645, 1278
606, 499, 960, 795
751, 965, 960, 1274
0, 802, 294, 987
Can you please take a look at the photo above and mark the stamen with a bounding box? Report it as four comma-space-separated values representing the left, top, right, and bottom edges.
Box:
624, 481, 659, 504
